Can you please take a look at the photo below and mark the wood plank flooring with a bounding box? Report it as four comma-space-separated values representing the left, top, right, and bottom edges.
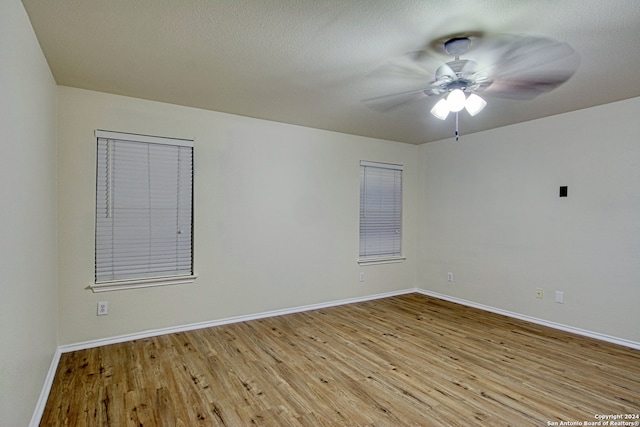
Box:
40, 293, 640, 426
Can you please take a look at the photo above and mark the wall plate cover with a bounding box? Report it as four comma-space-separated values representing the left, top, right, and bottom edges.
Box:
97, 301, 109, 316
559, 186, 568, 197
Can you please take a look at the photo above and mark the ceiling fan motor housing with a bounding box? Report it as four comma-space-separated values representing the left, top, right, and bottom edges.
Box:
433, 59, 483, 95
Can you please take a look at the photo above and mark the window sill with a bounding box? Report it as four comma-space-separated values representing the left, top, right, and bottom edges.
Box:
358, 256, 406, 266
89, 275, 197, 293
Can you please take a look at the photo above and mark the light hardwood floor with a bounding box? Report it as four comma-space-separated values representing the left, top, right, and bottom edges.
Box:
41, 293, 640, 426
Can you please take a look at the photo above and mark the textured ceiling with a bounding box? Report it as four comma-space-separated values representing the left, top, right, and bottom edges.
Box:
21, 0, 640, 144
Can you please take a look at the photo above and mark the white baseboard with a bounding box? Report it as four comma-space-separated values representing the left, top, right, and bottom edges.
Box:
33, 287, 639, 425
29, 347, 62, 427
416, 289, 640, 350
58, 288, 417, 353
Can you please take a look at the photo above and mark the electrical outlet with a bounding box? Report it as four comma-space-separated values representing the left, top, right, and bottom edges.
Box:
447, 272, 453, 282
536, 288, 544, 299
555, 291, 564, 304
97, 301, 109, 316
359, 272, 365, 282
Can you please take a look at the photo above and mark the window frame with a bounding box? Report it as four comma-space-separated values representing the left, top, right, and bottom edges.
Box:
358, 160, 405, 265
91, 130, 196, 293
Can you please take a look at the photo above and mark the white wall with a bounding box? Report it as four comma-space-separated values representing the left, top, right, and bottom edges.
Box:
55, 86, 640, 347
56, 86, 418, 345
418, 97, 640, 343
0, 0, 58, 425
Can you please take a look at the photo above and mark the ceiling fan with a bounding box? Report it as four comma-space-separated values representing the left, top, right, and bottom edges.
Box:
364, 33, 580, 140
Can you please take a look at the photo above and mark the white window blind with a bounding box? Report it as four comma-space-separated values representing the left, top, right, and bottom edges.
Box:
94, 130, 194, 290
359, 161, 403, 261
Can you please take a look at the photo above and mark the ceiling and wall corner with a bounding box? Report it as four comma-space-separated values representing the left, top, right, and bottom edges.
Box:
21, 0, 640, 144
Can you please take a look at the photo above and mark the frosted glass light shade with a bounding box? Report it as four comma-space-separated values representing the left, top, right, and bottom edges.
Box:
430, 98, 450, 120
446, 89, 466, 112
465, 93, 487, 116
430, 91, 488, 120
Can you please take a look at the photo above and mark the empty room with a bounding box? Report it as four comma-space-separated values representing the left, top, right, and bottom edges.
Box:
2, 0, 639, 426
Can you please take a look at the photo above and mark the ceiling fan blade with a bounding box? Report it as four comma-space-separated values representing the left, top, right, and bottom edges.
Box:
367, 55, 429, 81
362, 87, 431, 112
368, 49, 446, 82
470, 35, 580, 99
363, 49, 448, 112
478, 78, 566, 99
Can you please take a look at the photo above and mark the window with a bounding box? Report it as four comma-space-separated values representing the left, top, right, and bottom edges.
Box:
92, 130, 195, 292
359, 161, 404, 263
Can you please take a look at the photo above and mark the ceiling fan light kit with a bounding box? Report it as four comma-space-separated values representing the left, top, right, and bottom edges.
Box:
464, 94, 487, 116
445, 88, 467, 112
430, 89, 487, 120
430, 98, 451, 120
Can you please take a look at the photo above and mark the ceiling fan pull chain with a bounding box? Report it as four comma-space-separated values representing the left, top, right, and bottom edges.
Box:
455, 111, 460, 141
